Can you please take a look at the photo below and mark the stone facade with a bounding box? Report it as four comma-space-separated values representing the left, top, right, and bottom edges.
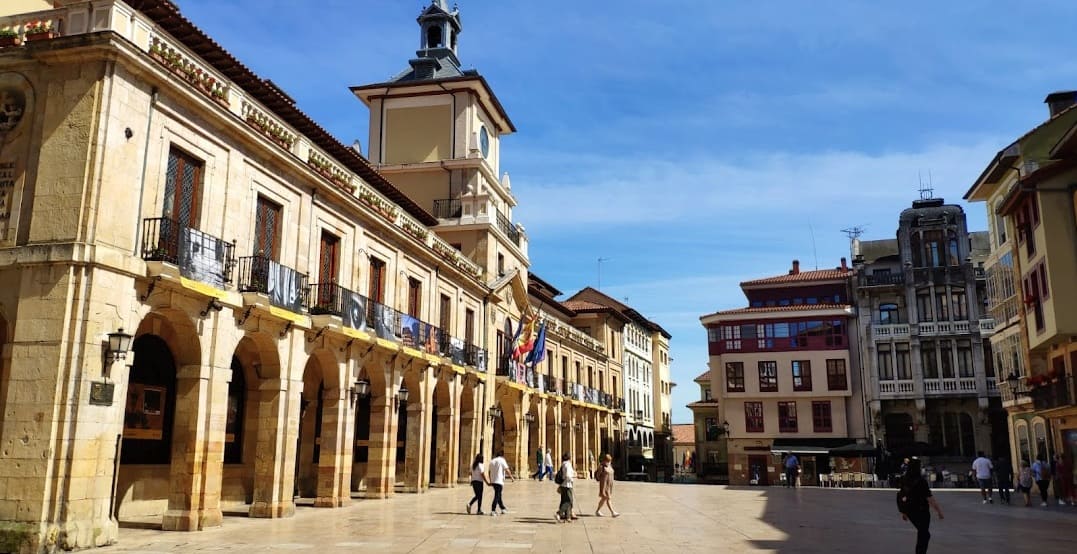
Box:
0, 2, 625, 552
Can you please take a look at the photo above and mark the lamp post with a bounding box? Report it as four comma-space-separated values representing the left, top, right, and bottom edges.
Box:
351, 376, 371, 404
487, 406, 502, 423
397, 383, 409, 408
106, 328, 133, 364
523, 412, 535, 426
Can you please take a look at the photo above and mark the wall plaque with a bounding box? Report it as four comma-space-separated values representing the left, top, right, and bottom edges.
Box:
89, 381, 115, 406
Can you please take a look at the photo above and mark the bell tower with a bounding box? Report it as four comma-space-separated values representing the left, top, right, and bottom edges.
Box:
351, 1, 528, 281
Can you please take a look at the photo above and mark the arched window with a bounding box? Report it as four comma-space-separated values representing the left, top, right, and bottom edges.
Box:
426, 25, 443, 48
1017, 422, 1031, 464
1033, 419, 1049, 461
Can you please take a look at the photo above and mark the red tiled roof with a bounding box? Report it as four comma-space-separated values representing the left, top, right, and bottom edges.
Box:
671, 424, 695, 445
693, 370, 710, 382
711, 303, 850, 316
741, 268, 851, 286
687, 400, 719, 409
561, 300, 608, 312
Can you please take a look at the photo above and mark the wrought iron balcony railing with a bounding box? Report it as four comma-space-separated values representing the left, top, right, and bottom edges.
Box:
496, 209, 521, 246
432, 198, 462, 219
1031, 376, 1075, 411
238, 255, 308, 312
141, 217, 235, 287
858, 272, 905, 287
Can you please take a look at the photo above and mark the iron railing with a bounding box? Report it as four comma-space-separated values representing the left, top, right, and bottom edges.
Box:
433, 198, 462, 218
307, 282, 348, 317
1031, 376, 1075, 411
858, 272, 905, 287
237, 255, 308, 311
496, 209, 521, 246
141, 217, 235, 284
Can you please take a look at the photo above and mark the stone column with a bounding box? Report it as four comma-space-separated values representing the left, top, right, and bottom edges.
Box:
363, 392, 398, 498
162, 363, 230, 531
249, 378, 299, 518
458, 411, 478, 483
433, 373, 461, 487
401, 365, 433, 493
314, 386, 350, 507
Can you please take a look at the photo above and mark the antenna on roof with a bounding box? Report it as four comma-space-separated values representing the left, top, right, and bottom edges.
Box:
842, 225, 866, 262
918, 170, 934, 200
597, 257, 611, 290
808, 223, 819, 270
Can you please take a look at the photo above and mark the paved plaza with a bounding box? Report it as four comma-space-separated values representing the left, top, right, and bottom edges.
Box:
103, 480, 1077, 553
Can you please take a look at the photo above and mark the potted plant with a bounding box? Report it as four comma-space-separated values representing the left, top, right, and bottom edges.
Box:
0, 28, 20, 47
24, 21, 55, 41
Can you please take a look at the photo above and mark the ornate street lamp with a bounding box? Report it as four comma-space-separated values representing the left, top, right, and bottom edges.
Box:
397, 383, 410, 406
106, 328, 134, 364
351, 377, 371, 403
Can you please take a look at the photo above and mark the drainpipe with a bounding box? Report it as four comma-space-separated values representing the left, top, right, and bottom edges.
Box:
132, 86, 159, 255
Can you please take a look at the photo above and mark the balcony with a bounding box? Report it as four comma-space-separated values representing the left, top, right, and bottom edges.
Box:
432, 198, 462, 219
917, 320, 974, 337
141, 218, 235, 288
979, 318, 996, 336
238, 255, 308, 312
859, 272, 905, 287
1031, 376, 1075, 412
495, 209, 521, 247
1000, 378, 1034, 408
872, 323, 911, 341
911, 265, 968, 286
923, 377, 978, 395
879, 380, 915, 395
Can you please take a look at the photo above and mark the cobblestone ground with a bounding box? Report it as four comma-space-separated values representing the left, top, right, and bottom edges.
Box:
104, 480, 1077, 553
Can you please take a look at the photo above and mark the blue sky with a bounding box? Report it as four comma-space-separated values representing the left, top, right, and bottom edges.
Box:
178, 0, 1077, 423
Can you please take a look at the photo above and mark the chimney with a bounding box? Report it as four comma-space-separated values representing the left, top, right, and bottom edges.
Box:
1045, 90, 1077, 118
841, 257, 848, 271
792, 260, 800, 275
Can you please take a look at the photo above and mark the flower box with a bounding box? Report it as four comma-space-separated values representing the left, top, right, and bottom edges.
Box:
0, 35, 21, 48
25, 31, 56, 42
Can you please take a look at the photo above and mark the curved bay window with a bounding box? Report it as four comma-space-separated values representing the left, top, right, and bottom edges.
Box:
121, 335, 177, 465
224, 356, 246, 464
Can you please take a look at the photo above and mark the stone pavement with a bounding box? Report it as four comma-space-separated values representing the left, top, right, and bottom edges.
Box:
104, 480, 1077, 553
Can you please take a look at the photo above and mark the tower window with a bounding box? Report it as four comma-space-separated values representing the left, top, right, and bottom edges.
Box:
427, 26, 443, 48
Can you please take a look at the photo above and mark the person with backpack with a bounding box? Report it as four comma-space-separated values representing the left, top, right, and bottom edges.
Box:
1017, 459, 1034, 507
1032, 456, 1051, 507
896, 457, 944, 554
594, 453, 619, 517
554, 452, 576, 523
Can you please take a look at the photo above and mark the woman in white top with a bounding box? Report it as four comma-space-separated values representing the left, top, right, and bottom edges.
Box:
555, 452, 577, 522
466, 454, 490, 515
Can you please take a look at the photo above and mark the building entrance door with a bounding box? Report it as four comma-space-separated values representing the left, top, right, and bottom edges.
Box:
801, 457, 817, 486
748, 455, 769, 486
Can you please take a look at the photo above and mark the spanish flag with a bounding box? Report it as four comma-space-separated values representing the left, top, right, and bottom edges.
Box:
510, 314, 537, 362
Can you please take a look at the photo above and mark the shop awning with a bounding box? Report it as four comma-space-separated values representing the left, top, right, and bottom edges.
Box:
770, 438, 871, 456
769, 445, 830, 455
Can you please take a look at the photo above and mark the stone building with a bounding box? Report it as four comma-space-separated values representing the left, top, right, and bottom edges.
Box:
0, 1, 621, 551
700, 260, 868, 486
852, 198, 1004, 471
686, 369, 722, 482
965, 92, 1077, 472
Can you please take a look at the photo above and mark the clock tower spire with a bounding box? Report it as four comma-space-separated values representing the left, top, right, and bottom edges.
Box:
412, 0, 463, 79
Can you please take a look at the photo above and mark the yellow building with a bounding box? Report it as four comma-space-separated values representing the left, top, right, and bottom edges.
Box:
699, 260, 869, 486
686, 369, 722, 481
965, 92, 1077, 472
0, 1, 620, 551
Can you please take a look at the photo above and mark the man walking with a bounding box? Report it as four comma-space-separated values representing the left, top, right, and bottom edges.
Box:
530, 447, 544, 480
784, 453, 800, 488
972, 451, 994, 504
995, 456, 1013, 505
487, 451, 515, 515
543, 448, 554, 481
1032, 456, 1051, 507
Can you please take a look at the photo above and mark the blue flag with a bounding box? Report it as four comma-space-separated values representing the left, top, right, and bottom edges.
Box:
527, 322, 547, 366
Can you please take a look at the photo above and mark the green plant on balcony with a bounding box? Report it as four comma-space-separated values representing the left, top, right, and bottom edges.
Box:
400, 219, 428, 241
431, 240, 458, 261
23, 20, 54, 40
0, 28, 19, 47
358, 188, 398, 222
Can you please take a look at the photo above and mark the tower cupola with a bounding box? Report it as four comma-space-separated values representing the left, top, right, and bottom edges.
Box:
411, 0, 463, 79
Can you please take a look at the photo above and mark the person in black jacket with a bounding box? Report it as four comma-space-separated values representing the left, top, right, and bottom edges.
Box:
995, 457, 1013, 505
898, 458, 945, 554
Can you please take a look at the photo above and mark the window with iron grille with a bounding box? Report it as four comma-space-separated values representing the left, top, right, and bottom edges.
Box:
464, 308, 475, 345
826, 359, 847, 390
758, 361, 778, 392
812, 401, 832, 432
163, 147, 203, 230
778, 401, 798, 433
368, 257, 386, 303
744, 401, 764, 433
407, 277, 421, 317
318, 232, 339, 283
254, 196, 282, 260
439, 294, 451, 334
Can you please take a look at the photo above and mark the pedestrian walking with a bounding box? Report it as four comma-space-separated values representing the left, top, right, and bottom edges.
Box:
1017, 460, 1034, 507
466, 454, 489, 515
1032, 456, 1051, 507
784, 453, 800, 488
487, 451, 515, 516
594, 454, 619, 517
588, 450, 596, 479
896, 458, 944, 554
543, 448, 554, 481
531, 447, 544, 480
1053, 454, 1073, 506
994, 456, 1012, 505
971, 451, 994, 504
554, 452, 576, 523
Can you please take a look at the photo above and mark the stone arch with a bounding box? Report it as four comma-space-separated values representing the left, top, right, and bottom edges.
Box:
1032, 417, 1051, 462
456, 376, 480, 483
430, 372, 453, 486
296, 347, 342, 498
221, 333, 281, 508
1015, 419, 1032, 465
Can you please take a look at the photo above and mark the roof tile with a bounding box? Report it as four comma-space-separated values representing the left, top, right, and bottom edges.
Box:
671, 424, 696, 445
712, 303, 851, 316
740, 268, 851, 286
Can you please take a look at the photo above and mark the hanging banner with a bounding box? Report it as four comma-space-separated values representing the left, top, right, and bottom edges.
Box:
343, 291, 367, 331
179, 227, 225, 289
266, 260, 303, 312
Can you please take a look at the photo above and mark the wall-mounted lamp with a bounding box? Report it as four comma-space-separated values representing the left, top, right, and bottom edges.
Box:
397, 383, 410, 407
721, 420, 731, 436
559, 421, 568, 429
574, 422, 582, 431
523, 412, 536, 426
487, 406, 502, 422
635, 409, 644, 420
105, 328, 134, 366
351, 377, 371, 403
